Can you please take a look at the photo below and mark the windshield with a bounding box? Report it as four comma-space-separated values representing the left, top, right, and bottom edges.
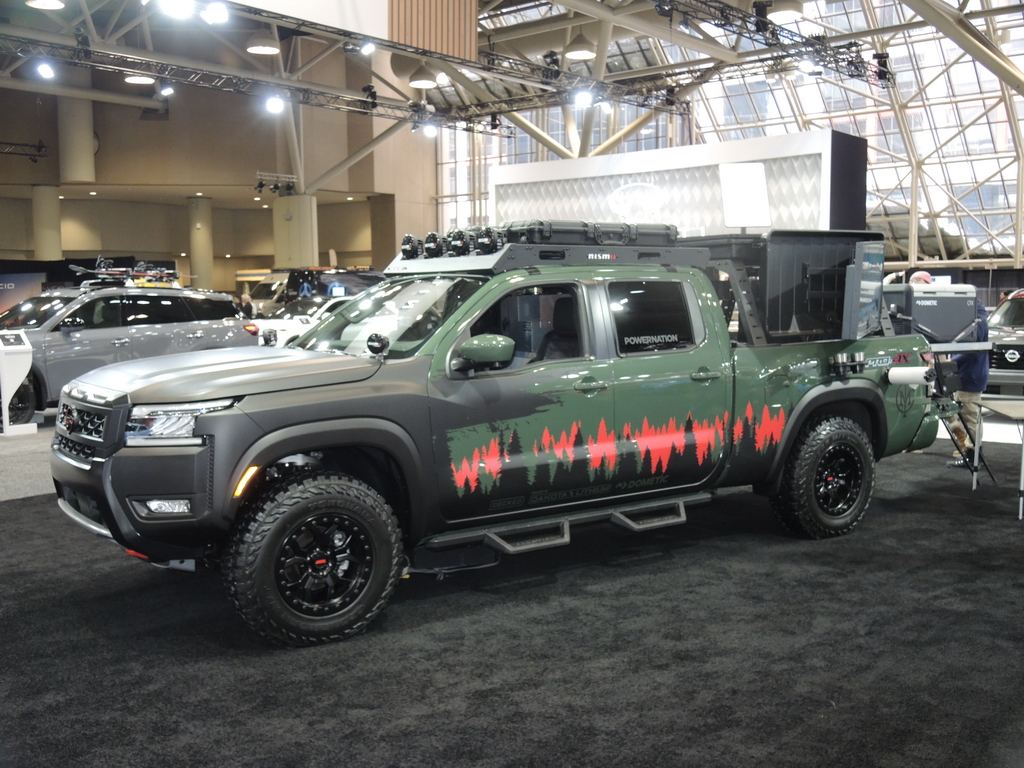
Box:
266, 298, 324, 319
0, 294, 72, 329
291, 276, 485, 358
250, 279, 285, 300
989, 299, 1024, 329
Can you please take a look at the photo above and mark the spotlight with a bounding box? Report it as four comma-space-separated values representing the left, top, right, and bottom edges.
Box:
542, 50, 560, 69
158, 79, 174, 96
874, 51, 894, 85
199, 1, 228, 23
574, 90, 593, 108
36, 61, 55, 79
654, 0, 674, 17
125, 73, 155, 85
361, 84, 377, 109
664, 87, 677, 107
435, 71, 451, 86
265, 96, 285, 113
284, 182, 295, 195
158, 0, 195, 19
422, 124, 438, 138
254, 180, 265, 193
490, 114, 500, 131
270, 182, 280, 193
360, 41, 376, 55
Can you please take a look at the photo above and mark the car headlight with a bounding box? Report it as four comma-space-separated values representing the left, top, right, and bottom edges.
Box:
125, 399, 234, 446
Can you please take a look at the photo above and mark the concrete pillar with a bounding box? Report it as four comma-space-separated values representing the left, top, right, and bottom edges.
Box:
188, 197, 214, 289
31, 186, 63, 261
57, 66, 96, 184
273, 194, 319, 268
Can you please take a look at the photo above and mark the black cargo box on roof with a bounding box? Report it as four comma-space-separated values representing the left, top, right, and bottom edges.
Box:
506, 220, 679, 247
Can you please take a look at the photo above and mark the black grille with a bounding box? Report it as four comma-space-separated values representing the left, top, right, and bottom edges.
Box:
55, 434, 96, 461
58, 402, 107, 439
991, 346, 1024, 370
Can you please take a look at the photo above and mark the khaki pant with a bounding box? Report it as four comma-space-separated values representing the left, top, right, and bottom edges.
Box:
946, 390, 982, 449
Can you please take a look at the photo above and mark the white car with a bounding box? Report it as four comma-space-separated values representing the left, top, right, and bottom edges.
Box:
256, 296, 351, 347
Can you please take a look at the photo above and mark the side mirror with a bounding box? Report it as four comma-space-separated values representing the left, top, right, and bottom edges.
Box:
60, 316, 85, 331
453, 334, 515, 371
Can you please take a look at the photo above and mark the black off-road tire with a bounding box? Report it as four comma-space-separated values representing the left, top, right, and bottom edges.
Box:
769, 417, 875, 539
222, 471, 403, 647
4, 377, 36, 426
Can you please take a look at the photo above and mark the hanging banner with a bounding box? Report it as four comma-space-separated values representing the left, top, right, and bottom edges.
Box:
0, 274, 46, 316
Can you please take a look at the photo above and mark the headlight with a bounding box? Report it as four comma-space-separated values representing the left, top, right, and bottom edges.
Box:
125, 399, 234, 446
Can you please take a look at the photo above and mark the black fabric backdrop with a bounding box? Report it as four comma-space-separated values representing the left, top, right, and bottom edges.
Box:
1, 441, 1023, 768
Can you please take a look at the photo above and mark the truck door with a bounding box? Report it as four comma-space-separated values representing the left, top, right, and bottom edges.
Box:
428, 281, 615, 523
607, 277, 732, 492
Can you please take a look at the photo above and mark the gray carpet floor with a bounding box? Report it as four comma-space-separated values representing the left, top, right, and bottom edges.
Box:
1, 440, 1023, 767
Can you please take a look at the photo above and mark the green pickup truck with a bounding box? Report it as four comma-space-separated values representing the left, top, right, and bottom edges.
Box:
51, 223, 947, 646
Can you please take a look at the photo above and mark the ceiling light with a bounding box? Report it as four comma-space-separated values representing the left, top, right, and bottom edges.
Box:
262, 205, 268, 208
125, 74, 156, 85
89, 191, 97, 195
254, 196, 261, 201
435, 71, 450, 86
346, 197, 354, 201
26, 0, 66, 9
422, 124, 438, 138
565, 32, 597, 61
158, 80, 175, 96
58, 195, 64, 199
265, 96, 285, 113
246, 29, 280, 55
360, 41, 375, 55
36, 61, 55, 79
574, 90, 593, 108
199, 1, 228, 24
767, 0, 803, 24
159, 0, 195, 18
225, 253, 231, 258
409, 64, 437, 89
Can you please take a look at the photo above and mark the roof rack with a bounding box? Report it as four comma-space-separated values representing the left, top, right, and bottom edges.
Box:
71, 258, 181, 288
385, 221, 712, 276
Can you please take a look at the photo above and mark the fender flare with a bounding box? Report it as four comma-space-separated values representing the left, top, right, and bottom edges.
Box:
223, 417, 431, 528
754, 380, 888, 497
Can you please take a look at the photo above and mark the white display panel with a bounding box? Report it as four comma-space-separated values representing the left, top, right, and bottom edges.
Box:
244, 1, 387, 38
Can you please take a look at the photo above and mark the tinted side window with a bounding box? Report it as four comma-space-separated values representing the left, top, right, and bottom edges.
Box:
608, 281, 693, 354
65, 296, 123, 329
125, 295, 192, 326
186, 297, 238, 320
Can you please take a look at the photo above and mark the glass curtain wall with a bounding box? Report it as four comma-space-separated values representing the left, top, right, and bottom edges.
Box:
451, 0, 1024, 267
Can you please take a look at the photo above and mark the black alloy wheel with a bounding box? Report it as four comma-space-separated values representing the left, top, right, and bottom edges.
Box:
275, 513, 374, 617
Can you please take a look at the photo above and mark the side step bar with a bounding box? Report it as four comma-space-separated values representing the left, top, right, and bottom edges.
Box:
425, 493, 710, 556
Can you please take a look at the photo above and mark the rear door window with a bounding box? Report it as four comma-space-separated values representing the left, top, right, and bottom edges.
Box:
185, 296, 239, 320
124, 295, 192, 326
607, 281, 699, 354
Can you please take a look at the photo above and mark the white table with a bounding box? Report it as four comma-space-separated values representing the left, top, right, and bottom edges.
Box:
979, 398, 1024, 519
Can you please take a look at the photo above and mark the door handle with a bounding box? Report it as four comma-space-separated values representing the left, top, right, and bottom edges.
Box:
574, 379, 609, 393
690, 368, 723, 382
111, 338, 130, 347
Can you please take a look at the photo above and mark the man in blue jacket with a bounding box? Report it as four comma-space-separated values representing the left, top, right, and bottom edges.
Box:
948, 298, 990, 467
